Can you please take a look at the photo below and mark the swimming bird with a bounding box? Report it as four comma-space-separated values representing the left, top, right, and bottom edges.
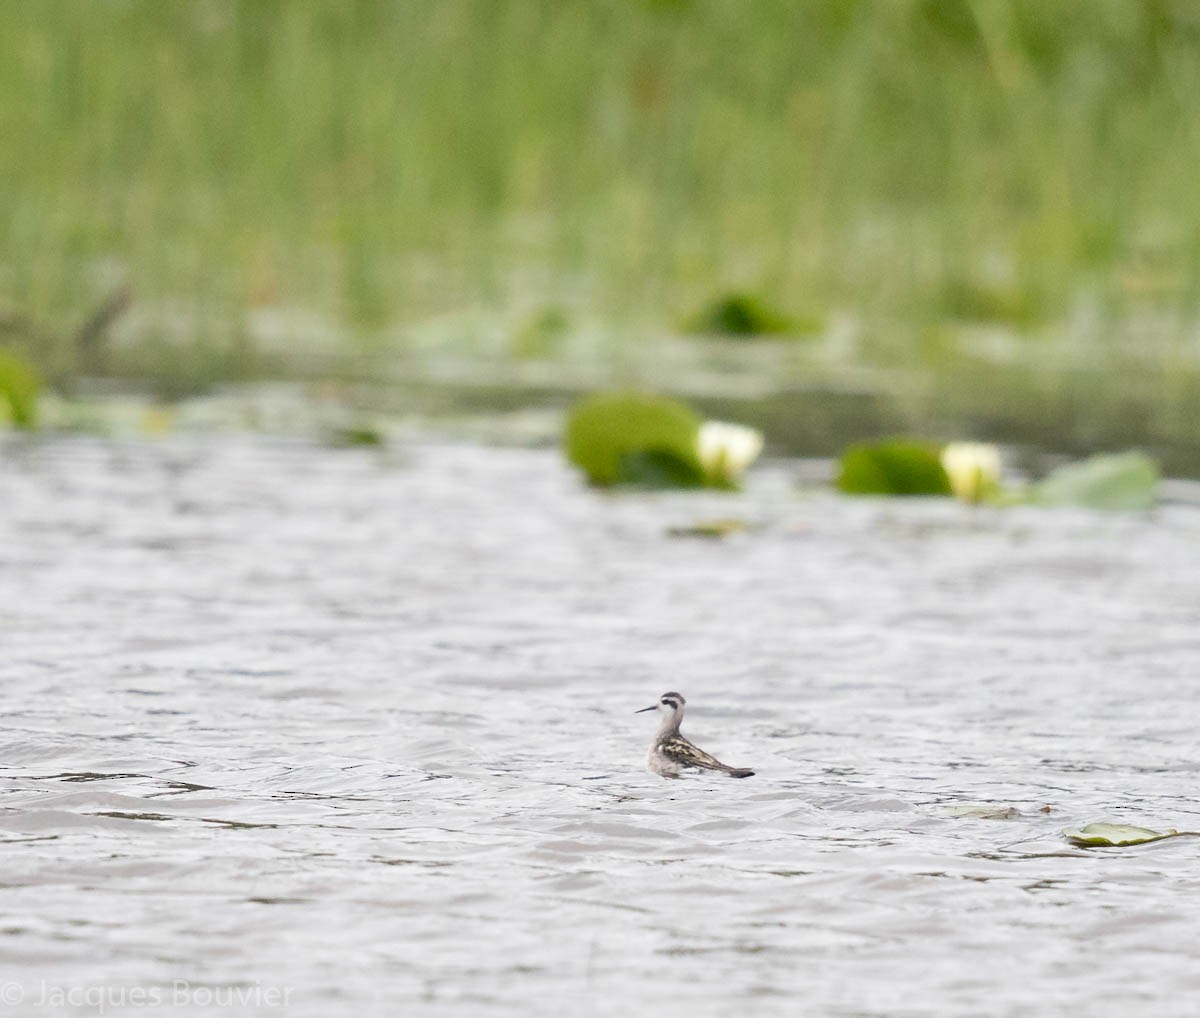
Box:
636, 692, 754, 778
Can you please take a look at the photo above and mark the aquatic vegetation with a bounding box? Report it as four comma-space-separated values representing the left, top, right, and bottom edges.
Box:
564, 391, 762, 489
696, 420, 764, 489
328, 424, 386, 447
510, 307, 570, 359
1062, 823, 1189, 847
839, 439, 1160, 511
836, 439, 953, 497
941, 442, 1001, 504
666, 518, 756, 539
0, 350, 40, 428
565, 390, 705, 488
1033, 451, 1160, 511
944, 804, 1019, 820
943, 278, 1045, 327
3, 2, 1200, 481
682, 293, 812, 338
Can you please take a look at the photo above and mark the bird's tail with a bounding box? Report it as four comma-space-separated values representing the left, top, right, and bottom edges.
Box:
724, 766, 755, 778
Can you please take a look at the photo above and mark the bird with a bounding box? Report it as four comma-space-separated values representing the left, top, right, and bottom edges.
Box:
636, 692, 754, 779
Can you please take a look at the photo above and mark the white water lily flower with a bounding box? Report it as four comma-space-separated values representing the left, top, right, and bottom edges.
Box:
696, 420, 764, 486
941, 441, 1001, 503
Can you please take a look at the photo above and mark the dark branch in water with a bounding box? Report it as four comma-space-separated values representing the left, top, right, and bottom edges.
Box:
0, 284, 132, 380
75, 284, 133, 368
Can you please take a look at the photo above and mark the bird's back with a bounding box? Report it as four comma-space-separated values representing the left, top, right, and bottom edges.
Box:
657, 733, 755, 778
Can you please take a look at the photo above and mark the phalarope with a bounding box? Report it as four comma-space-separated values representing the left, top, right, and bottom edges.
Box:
636, 692, 754, 778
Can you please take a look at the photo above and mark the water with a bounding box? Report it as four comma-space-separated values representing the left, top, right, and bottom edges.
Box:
2, 432, 1199, 1017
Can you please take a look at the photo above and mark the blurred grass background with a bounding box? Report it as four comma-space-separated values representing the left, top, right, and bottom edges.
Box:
2, 0, 1200, 462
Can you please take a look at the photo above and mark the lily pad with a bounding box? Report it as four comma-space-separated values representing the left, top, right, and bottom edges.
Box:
1033, 452, 1159, 510
667, 518, 756, 539
618, 448, 705, 489
837, 439, 953, 496
945, 804, 1019, 820
564, 391, 704, 488
683, 293, 818, 337
1062, 823, 1184, 847
329, 424, 385, 447
0, 350, 40, 429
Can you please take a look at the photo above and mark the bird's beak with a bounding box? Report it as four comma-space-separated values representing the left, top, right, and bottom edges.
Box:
635, 705, 657, 714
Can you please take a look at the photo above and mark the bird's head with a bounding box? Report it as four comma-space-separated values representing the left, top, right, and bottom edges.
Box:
636, 691, 686, 723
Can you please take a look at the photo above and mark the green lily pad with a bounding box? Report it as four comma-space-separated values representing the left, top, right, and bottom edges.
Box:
328, 424, 385, 447
1034, 452, 1159, 510
836, 439, 953, 496
1062, 823, 1184, 847
945, 804, 1019, 820
619, 448, 705, 489
683, 292, 818, 337
0, 350, 40, 429
667, 518, 755, 539
564, 390, 705, 488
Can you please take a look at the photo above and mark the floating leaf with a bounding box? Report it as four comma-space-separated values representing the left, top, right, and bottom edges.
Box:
618, 448, 705, 489
667, 518, 756, 539
1034, 452, 1159, 510
0, 350, 40, 429
945, 804, 1019, 820
564, 391, 704, 488
329, 424, 385, 447
683, 292, 818, 337
837, 439, 953, 496
1062, 823, 1185, 847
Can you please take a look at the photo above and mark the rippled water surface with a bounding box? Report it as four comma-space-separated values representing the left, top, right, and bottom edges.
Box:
2, 433, 1200, 1017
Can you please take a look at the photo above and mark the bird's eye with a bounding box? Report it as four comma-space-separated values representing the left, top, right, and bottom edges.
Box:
661, 699, 673, 706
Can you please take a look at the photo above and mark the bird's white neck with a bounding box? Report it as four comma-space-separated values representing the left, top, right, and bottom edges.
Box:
657, 711, 682, 736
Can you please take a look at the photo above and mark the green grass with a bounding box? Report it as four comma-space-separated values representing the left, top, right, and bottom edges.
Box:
1, 1, 1199, 387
